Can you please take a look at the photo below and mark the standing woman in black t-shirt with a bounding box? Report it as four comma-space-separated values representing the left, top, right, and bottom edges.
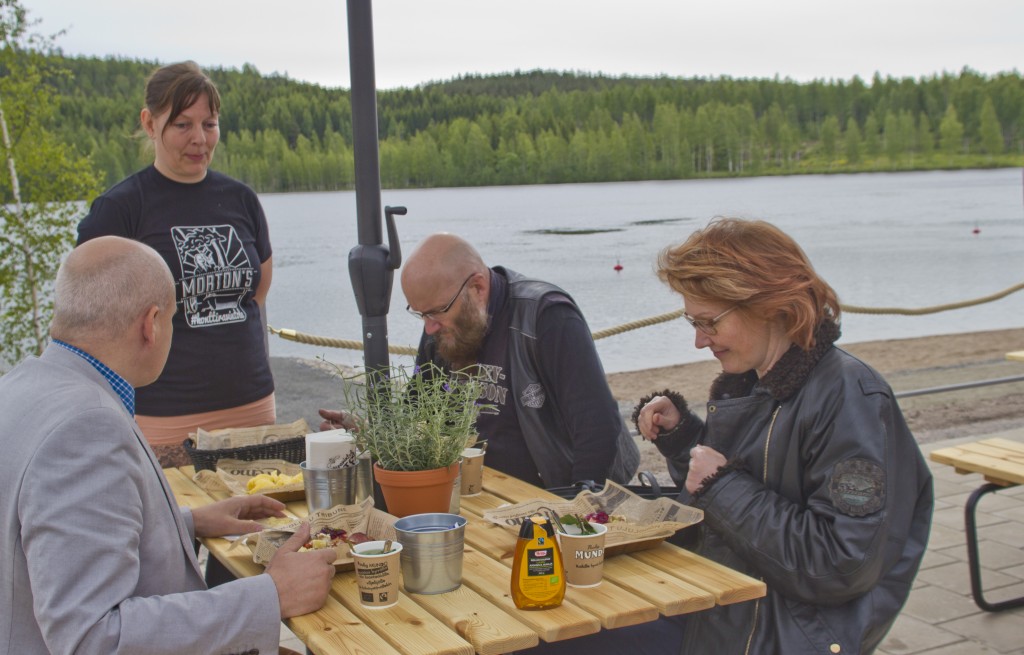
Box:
78, 61, 275, 467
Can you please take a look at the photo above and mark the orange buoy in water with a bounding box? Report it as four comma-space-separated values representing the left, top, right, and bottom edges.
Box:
613, 260, 623, 272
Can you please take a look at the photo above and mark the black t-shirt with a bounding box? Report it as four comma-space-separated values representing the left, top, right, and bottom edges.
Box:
77, 166, 274, 415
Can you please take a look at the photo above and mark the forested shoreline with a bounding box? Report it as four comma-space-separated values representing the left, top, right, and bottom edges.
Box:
46, 55, 1024, 194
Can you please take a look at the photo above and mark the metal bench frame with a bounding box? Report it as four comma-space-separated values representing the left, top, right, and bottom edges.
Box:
964, 482, 1024, 611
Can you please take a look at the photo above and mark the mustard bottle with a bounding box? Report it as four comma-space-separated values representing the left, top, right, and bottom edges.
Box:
511, 514, 565, 609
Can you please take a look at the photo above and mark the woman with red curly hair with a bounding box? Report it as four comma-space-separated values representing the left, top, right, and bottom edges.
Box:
634, 218, 932, 654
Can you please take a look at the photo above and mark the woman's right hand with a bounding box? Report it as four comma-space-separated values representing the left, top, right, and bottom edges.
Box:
636, 395, 683, 441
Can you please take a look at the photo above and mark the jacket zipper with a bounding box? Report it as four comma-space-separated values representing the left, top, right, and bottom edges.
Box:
743, 403, 782, 655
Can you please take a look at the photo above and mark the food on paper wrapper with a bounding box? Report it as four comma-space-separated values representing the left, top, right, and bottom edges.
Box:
584, 511, 625, 525
559, 514, 598, 535
346, 532, 371, 545
246, 470, 303, 494
260, 516, 294, 529
560, 511, 627, 535
299, 527, 348, 552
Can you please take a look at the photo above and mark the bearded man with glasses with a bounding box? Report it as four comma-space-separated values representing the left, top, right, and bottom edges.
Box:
323, 232, 639, 489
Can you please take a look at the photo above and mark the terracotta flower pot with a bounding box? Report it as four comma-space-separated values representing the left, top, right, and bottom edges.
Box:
373, 462, 460, 518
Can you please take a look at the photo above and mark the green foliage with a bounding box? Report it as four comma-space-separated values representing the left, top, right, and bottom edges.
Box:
820, 115, 840, 161
0, 0, 101, 369
340, 362, 489, 472
27, 53, 1024, 195
939, 105, 965, 156
978, 97, 1004, 155
844, 117, 862, 163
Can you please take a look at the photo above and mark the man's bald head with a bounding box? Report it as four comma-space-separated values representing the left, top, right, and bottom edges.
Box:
401, 233, 492, 368
51, 236, 175, 344
401, 233, 491, 308
401, 233, 487, 292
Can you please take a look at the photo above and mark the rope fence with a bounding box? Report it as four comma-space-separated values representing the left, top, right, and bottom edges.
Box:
269, 280, 1024, 356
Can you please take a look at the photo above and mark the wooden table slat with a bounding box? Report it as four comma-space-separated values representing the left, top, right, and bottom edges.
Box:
954, 440, 1024, 462
930, 441, 1024, 486
601, 554, 716, 616
482, 469, 565, 503
459, 491, 516, 517
399, 574, 540, 655
329, 573, 475, 655
288, 596, 402, 655
982, 437, 1024, 457
463, 519, 517, 563
169, 464, 765, 654
459, 549, 601, 643
631, 544, 767, 606
163, 467, 218, 507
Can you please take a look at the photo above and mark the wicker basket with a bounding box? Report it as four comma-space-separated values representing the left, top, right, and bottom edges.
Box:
183, 435, 307, 472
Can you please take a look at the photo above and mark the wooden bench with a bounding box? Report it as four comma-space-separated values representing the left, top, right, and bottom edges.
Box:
929, 437, 1024, 611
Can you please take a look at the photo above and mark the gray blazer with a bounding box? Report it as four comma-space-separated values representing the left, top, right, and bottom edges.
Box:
0, 347, 281, 654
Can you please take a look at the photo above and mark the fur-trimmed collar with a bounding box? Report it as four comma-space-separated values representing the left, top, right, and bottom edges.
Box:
709, 321, 841, 401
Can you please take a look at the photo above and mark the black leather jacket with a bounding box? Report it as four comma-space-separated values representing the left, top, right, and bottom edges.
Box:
642, 322, 932, 654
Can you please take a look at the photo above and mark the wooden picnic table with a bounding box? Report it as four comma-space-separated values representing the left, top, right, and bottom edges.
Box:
167, 465, 766, 655
929, 437, 1024, 611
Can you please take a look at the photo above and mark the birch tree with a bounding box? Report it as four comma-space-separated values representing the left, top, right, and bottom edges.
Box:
0, 0, 100, 370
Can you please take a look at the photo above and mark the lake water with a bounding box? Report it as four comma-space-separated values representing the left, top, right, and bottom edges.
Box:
260, 168, 1024, 374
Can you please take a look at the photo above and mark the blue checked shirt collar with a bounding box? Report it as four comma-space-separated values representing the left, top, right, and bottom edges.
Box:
52, 339, 136, 416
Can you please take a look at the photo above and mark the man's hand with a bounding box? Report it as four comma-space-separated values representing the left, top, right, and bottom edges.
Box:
318, 408, 359, 432
265, 523, 337, 618
685, 445, 727, 494
636, 395, 683, 441
191, 495, 287, 539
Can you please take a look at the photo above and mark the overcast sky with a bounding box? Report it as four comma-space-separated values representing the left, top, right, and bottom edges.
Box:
23, 0, 1024, 90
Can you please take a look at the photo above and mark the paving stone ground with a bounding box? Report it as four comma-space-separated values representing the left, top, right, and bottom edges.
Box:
876, 428, 1024, 655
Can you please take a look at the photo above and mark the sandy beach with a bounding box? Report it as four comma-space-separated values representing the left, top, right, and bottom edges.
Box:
272, 327, 1024, 476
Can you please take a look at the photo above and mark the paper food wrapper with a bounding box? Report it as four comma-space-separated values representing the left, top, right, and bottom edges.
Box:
193, 459, 305, 501
193, 418, 309, 450
482, 480, 703, 553
249, 498, 399, 570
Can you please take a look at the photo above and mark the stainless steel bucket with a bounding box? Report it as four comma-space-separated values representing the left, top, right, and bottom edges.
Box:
448, 458, 462, 514
301, 461, 357, 513
354, 451, 373, 505
393, 513, 468, 594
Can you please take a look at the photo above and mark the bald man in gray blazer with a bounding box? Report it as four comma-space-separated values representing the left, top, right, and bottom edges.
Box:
0, 236, 335, 654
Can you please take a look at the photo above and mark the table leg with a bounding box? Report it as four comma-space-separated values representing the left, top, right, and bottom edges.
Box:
964, 482, 1024, 611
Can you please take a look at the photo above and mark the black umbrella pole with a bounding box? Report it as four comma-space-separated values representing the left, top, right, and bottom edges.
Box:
346, 0, 393, 511
348, 0, 383, 248
346, 0, 391, 374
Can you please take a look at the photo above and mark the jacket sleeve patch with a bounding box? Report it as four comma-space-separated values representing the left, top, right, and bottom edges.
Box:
829, 458, 886, 517
520, 383, 546, 409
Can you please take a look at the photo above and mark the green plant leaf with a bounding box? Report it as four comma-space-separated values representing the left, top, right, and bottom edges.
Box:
330, 361, 494, 472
